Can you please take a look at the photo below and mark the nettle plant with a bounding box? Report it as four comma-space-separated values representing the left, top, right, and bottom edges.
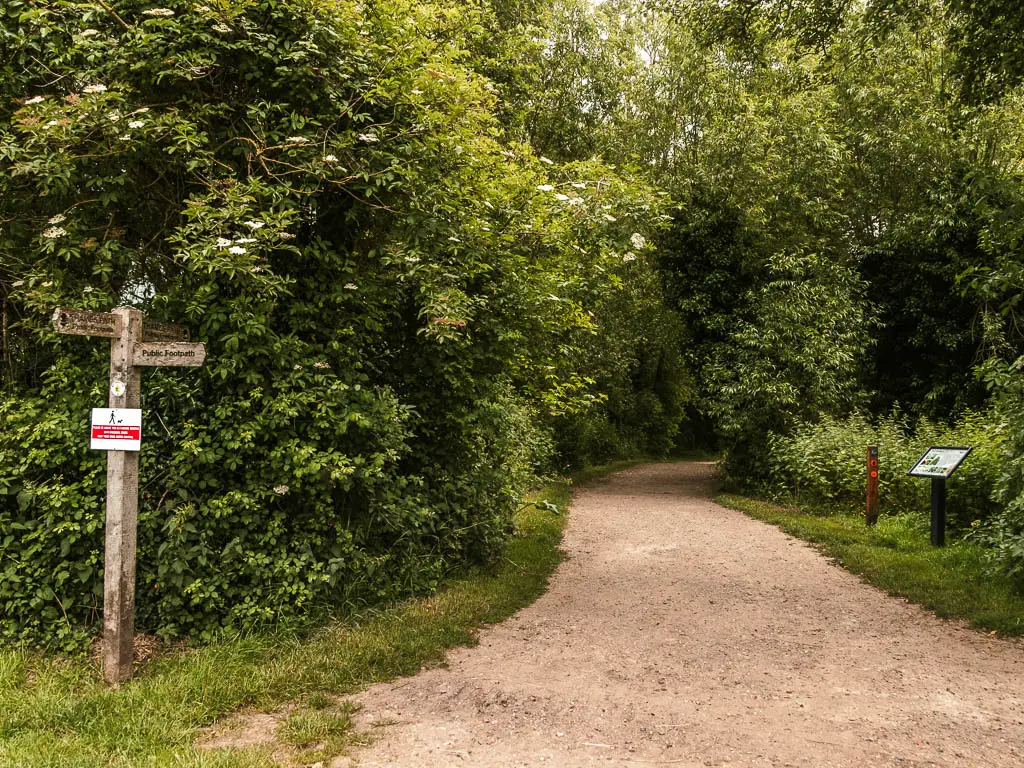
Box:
0, 0, 666, 647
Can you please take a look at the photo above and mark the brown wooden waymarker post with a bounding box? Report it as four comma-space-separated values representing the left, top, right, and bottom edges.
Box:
866, 445, 879, 526
52, 306, 205, 684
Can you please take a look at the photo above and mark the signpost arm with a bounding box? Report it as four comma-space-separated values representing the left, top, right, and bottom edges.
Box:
103, 307, 142, 684
930, 478, 946, 547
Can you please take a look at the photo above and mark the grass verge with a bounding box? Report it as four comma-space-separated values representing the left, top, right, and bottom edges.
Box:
0, 462, 635, 768
717, 493, 1024, 637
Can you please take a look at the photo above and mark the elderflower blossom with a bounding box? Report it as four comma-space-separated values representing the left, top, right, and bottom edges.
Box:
236, 237, 256, 244
273, 484, 289, 495
313, 361, 330, 369
540, 156, 554, 165
48, 214, 66, 225
215, 238, 233, 247
43, 227, 67, 239
212, 23, 231, 33
244, 220, 265, 230
128, 120, 144, 129
623, 253, 637, 262
278, 232, 296, 240
80, 29, 100, 37
554, 193, 569, 201
286, 136, 309, 144
25, 95, 45, 105
142, 8, 175, 16
45, 120, 59, 128
344, 283, 358, 290
324, 154, 337, 162
356, 133, 379, 143
228, 245, 246, 255
571, 182, 586, 189
630, 232, 646, 249
83, 84, 107, 94
536, 184, 554, 192
603, 213, 616, 222
404, 256, 421, 263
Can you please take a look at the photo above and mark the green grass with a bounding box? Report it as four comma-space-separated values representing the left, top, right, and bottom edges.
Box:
717, 493, 1024, 637
0, 464, 634, 768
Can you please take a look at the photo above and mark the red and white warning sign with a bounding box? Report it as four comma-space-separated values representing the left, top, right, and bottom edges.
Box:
91, 408, 142, 451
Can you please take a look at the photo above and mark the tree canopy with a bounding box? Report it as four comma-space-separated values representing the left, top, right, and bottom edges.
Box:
4, 0, 1024, 647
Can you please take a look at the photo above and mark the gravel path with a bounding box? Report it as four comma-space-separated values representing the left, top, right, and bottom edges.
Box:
340, 461, 1023, 767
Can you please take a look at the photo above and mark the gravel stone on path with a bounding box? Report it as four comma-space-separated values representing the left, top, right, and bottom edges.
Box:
339, 461, 1024, 768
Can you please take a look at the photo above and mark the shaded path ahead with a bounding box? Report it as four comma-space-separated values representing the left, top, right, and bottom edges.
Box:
343, 462, 1023, 767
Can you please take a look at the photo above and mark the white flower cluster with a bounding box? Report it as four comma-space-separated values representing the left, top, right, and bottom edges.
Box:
42, 227, 67, 239
313, 361, 330, 369
84, 84, 107, 94
215, 238, 232, 248
630, 232, 646, 249
273, 485, 289, 495
344, 283, 358, 290
128, 120, 144, 129
357, 133, 379, 143
623, 253, 637, 262
228, 246, 246, 255
286, 136, 309, 144
48, 214, 66, 225
212, 23, 231, 33
324, 154, 338, 163
80, 29, 100, 37
536, 184, 554, 192
25, 96, 45, 105
142, 8, 176, 17
244, 220, 264, 230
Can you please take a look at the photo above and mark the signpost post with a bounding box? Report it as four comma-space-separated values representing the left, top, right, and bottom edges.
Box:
52, 306, 205, 684
907, 446, 972, 547
865, 446, 880, 526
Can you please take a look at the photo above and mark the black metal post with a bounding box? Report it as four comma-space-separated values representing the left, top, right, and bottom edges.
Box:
930, 477, 946, 547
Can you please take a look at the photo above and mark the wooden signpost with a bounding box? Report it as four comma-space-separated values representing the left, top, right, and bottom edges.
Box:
866, 445, 879, 526
52, 306, 206, 684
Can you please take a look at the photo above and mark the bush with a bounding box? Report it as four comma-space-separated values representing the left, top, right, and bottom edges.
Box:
765, 410, 1006, 531
970, 360, 1024, 584
0, 0, 669, 649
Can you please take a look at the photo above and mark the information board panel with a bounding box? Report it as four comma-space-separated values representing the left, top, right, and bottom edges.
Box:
91, 408, 142, 451
907, 446, 971, 479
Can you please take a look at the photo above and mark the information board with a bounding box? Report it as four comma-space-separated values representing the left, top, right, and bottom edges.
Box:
91, 408, 142, 451
907, 446, 971, 479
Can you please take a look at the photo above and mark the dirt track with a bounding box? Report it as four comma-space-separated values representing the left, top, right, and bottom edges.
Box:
340, 461, 1024, 767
